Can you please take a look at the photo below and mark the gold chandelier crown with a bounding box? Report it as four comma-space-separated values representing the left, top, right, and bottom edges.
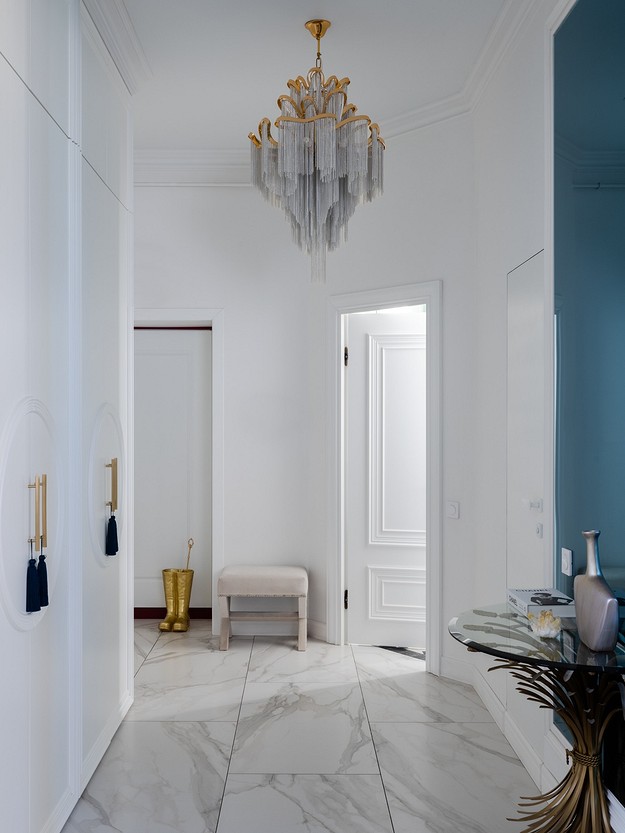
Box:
249, 20, 385, 282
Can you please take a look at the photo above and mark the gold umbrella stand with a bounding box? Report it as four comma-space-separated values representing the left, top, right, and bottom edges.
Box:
159, 538, 194, 632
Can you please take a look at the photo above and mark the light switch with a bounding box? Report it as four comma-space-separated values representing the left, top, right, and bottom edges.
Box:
561, 548, 573, 577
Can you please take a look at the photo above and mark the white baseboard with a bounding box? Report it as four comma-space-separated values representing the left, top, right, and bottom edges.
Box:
308, 617, 327, 642
439, 654, 478, 686
500, 707, 543, 789
441, 654, 541, 790
81, 690, 133, 792
40, 787, 78, 833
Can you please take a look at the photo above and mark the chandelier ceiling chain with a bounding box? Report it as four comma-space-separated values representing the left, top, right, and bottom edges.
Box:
249, 19, 385, 282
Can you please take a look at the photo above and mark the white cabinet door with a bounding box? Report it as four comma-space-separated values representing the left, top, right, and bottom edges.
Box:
79, 14, 132, 782
345, 307, 427, 647
0, 55, 73, 832
134, 329, 212, 608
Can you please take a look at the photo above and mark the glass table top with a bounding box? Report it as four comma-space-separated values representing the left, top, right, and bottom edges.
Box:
449, 603, 625, 672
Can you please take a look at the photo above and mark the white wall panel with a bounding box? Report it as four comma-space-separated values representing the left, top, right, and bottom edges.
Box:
81, 9, 132, 205
81, 156, 131, 767
0, 0, 72, 137
1, 3, 132, 830
472, 0, 561, 788
0, 22, 74, 831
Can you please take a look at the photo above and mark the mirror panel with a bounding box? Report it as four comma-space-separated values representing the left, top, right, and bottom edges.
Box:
507, 252, 546, 590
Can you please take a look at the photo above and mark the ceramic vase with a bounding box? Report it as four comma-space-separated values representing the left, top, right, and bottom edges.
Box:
573, 530, 619, 652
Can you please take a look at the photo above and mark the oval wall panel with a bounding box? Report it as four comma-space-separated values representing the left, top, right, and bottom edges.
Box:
0, 398, 65, 631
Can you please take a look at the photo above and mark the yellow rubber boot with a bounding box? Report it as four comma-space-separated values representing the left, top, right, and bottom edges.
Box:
159, 569, 178, 631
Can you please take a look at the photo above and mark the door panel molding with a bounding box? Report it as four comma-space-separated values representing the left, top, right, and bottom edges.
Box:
368, 565, 426, 622
369, 333, 426, 547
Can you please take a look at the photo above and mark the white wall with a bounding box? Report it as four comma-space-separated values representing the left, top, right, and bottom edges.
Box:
134, 114, 478, 642
471, 0, 569, 790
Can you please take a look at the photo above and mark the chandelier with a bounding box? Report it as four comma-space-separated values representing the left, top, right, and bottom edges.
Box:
249, 20, 385, 282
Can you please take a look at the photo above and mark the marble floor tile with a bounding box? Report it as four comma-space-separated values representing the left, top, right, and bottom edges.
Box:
61, 721, 235, 833
217, 774, 394, 833
372, 721, 536, 833
134, 619, 161, 674
149, 627, 226, 662
65, 624, 539, 833
247, 637, 359, 683
127, 641, 252, 722
353, 645, 493, 723
230, 681, 379, 774
156, 618, 213, 644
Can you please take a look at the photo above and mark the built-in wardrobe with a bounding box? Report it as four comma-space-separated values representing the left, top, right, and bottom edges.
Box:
0, 2, 133, 831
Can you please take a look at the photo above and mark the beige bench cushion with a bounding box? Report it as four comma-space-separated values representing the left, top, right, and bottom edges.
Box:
218, 565, 308, 597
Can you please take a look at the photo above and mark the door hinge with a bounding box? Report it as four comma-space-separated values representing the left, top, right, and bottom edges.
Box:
344, 346, 349, 367
344, 589, 349, 609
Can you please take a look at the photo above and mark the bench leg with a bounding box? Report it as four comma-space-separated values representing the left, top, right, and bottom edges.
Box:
219, 595, 231, 650
298, 596, 307, 651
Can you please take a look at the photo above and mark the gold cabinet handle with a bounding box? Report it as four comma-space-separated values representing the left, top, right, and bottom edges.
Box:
106, 458, 118, 513
42, 473, 47, 549
28, 474, 47, 551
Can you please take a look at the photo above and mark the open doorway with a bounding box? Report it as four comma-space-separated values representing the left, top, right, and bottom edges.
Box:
327, 282, 442, 673
343, 305, 427, 649
132, 307, 225, 629
134, 327, 212, 617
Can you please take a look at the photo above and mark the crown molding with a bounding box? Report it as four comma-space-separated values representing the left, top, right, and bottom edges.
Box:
555, 134, 625, 173
372, 0, 538, 139
134, 149, 250, 186
130, 0, 539, 183
464, 0, 540, 110
81, 0, 150, 94
382, 91, 470, 140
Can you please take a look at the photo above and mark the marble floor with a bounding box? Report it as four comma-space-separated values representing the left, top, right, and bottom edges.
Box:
61, 621, 536, 833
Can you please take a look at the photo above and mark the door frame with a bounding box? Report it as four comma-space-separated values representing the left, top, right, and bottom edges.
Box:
326, 282, 442, 674
134, 308, 224, 627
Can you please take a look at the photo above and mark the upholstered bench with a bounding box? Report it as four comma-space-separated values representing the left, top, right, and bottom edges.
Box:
217, 565, 308, 651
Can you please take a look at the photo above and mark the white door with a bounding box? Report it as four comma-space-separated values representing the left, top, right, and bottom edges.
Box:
134, 329, 212, 609
344, 305, 427, 647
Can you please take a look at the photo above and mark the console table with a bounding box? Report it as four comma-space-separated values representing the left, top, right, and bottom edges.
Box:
449, 604, 625, 833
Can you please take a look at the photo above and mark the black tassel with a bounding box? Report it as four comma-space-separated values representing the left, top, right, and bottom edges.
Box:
38, 554, 48, 607
26, 558, 41, 613
106, 514, 118, 556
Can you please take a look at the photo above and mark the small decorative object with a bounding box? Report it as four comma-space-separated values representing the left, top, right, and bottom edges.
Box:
27, 474, 49, 612
105, 458, 119, 556
574, 529, 619, 652
38, 537, 48, 608
159, 538, 194, 633
527, 609, 561, 638
26, 540, 40, 613
105, 514, 118, 556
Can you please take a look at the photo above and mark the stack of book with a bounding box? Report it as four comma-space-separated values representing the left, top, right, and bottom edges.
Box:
507, 587, 575, 618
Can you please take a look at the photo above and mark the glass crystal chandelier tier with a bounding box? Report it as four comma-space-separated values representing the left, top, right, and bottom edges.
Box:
249, 20, 385, 282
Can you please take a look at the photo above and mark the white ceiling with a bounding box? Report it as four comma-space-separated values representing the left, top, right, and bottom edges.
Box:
116, 0, 514, 154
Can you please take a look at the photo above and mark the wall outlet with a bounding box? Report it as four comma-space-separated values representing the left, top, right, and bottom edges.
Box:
561, 548, 573, 577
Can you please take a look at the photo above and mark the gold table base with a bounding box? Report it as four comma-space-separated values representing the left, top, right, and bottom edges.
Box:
491, 658, 621, 833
